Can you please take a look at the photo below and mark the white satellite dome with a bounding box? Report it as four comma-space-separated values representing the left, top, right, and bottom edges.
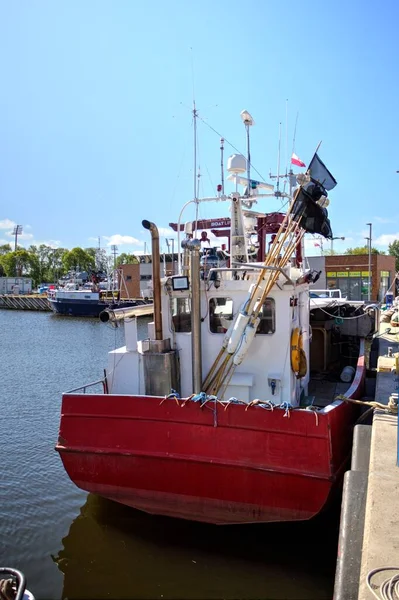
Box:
227, 154, 247, 174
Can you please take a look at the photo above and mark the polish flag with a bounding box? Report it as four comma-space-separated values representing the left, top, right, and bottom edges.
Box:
291, 153, 306, 168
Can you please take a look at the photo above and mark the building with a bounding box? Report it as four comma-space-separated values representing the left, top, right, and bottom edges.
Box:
0, 277, 32, 294
325, 254, 395, 302
119, 263, 140, 299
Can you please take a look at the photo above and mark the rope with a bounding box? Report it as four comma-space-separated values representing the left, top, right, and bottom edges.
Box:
335, 394, 398, 414
310, 300, 376, 320
0, 579, 16, 600
367, 567, 399, 599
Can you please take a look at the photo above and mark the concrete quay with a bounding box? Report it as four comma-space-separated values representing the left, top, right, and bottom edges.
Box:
334, 322, 399, 599
357, 324, 399, 599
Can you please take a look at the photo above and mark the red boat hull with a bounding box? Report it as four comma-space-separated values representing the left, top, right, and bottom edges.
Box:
56, 347, 365, 524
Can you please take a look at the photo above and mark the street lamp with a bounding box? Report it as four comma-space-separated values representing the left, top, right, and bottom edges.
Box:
365, 222, 372, 301
330, 236, 345, 253
12, 225, 23, 251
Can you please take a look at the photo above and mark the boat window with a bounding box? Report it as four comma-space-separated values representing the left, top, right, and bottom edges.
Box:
171, 297, 191, 332
209, 298, 234, 333
256, 298, 276, 334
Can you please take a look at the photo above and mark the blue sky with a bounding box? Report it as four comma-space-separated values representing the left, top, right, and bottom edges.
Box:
0, 0, 398, 257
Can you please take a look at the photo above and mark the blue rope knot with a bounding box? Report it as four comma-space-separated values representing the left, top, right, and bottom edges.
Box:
191, 391, 207, 403
166, 388, 181, 400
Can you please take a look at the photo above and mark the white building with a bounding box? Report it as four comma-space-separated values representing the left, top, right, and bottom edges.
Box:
0, 277, 32, 294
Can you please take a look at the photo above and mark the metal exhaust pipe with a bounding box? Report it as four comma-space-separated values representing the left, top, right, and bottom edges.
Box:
142, 220, 162, 340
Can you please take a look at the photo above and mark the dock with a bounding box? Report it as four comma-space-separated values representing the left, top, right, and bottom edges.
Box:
0, 294, 51, 311
334, 322, 399, 599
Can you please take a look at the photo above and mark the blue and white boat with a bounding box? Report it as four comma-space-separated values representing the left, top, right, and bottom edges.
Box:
47, 283, 150, 318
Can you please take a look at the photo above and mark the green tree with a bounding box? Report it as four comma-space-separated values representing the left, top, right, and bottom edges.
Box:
345, 246, 384, 255
62, 247, 95, 272
85, 247, 108, 272
0, 243, 12, 255
0, 250, 40, 282
388, 239, 399, 271
116, 253, 139, 266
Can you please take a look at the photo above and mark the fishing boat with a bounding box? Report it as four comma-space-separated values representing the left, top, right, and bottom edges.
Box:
56, 110, 378, 524
47, 270, 152, 318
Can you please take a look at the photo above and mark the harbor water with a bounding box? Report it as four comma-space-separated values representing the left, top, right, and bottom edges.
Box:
1, 310, 340, 599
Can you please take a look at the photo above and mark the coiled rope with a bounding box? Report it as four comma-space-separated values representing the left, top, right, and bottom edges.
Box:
367, 567, 399, 599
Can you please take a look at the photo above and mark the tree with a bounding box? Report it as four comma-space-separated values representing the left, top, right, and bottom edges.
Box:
0, 243, 12, 255
345, 246, 384, 255
85, 247, 108, 272
0, 250, 40, 282
116, 253, 139, 266
62, 247, 95, 272
388, 239, 399, 271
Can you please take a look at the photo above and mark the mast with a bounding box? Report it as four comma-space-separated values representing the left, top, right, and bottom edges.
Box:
193, 101, 198, 238
220, 137, 225, 195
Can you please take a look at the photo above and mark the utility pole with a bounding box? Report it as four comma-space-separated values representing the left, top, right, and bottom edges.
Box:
111, 244, 118, 269
366, 223, 372, 301
13, 225, 23, 251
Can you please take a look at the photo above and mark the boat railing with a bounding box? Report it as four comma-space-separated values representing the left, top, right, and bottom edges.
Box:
64, 378, 106, 395
207, 265, 294, 285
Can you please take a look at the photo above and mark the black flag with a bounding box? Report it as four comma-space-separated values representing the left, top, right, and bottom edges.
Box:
308, 153, 337, 191
291, 183, 333, 239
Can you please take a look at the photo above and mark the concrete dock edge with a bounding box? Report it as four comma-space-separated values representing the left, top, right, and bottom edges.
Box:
333, 425, 371, 600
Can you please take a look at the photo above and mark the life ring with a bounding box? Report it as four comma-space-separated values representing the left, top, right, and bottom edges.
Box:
291, 328, 307, 378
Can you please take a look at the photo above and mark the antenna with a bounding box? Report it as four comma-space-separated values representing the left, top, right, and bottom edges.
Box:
193, 101, 198, 237
240, 110, 254, 197
276, 122, 282, 193
220, 137, 225, 195
285, 99, 288, 173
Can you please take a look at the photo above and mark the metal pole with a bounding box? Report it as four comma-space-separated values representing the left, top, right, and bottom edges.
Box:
171, 238, 175, 275
246, 124, 251, 197
189, 239, 202, 393
367, 223, 372, 301
142, 220, 162, 340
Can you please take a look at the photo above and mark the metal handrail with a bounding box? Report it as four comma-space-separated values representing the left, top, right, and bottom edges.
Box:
0, 568, 27, 600
64, 379, 105, 394
207, 265, 294, 285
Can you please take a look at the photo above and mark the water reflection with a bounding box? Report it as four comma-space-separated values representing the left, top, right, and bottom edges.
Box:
54, 494, 340, 600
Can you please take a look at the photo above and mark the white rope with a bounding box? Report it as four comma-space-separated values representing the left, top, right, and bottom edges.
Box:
310, 299, 375, 320
367, 567, 399, 599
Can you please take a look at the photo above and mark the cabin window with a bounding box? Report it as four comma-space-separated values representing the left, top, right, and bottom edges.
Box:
209, 298, 234, 333
171, 297, 191, 332
256, 298, 275, 334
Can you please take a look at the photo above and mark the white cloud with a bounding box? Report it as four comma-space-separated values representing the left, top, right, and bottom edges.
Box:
158, 227, 175, 237
33, 239, 61, 248
374, 216, 396, 224
374, 233, 399, 247
0, 218, 16, 230
103, 234, 144, 247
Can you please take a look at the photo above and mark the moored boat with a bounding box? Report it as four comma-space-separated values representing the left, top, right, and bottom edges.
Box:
56, 110, 378, 524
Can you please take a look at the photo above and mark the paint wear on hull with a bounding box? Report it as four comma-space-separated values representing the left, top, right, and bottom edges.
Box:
56, 350, 363, 525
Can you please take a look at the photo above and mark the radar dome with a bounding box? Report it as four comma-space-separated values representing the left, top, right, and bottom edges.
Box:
227, 154, 247, 174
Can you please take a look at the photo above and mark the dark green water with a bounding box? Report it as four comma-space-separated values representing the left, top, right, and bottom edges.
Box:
0, 310, 339, 599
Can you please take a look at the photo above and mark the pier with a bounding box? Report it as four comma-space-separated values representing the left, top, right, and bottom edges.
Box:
334, 322, 399, 599
0, 294, 51, 311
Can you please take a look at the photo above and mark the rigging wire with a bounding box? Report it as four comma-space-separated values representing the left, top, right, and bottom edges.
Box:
196, 114, 268, 185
